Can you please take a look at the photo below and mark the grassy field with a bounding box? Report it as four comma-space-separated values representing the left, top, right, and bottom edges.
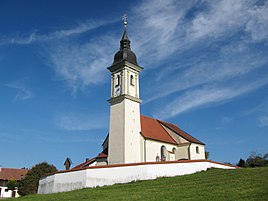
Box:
12, 167, 268, 201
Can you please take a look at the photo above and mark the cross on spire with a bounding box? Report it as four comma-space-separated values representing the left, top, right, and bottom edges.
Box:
123, 14, 127, 28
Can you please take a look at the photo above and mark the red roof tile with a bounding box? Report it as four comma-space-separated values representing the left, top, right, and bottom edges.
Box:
140, 115, 177, 144
0, 168, 28, 181
159, 120, 205, 145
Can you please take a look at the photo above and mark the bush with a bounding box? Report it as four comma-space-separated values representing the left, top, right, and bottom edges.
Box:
19, 162, 57, 196
7, 179, 20, 190
237, 152, 268, 168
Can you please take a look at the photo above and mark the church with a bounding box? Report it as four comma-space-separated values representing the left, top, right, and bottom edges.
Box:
72, 18, 205, 169
38, 18, 236, 195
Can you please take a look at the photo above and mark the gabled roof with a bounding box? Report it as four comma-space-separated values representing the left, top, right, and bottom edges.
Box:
72, 158, 96, 170
140, 115, 177, 144
159, 120, 205, 145
0, 168, 28, 181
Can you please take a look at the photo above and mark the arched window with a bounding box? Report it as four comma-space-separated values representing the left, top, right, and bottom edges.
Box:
172, 148, 176, 154
130, 75, 134, 86
196, 146, 199, 154
161, 146, 167, 161
116, 74, 120, 86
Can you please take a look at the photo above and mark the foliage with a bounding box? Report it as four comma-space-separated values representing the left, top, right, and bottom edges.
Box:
205, 151, 209, 159
237, 152, 268, 168
18, 162, 57, 196
15, 167, 268, 201
237, 158, 246, 167
7, 179, 20, 190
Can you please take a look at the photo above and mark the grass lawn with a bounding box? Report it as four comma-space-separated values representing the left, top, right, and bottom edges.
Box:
12, 167, 268, 201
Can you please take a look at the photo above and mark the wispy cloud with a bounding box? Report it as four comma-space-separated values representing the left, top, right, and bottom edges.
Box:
1, 17, 118, 95
0, 19, 116, 46
128, 0, 268, 118
154, 76, 268, 119
44, 34, 116, 95
5, 78, 34, 102
56, 113, 107, 131
1, 0, 267, 117
259, 116, 268, 127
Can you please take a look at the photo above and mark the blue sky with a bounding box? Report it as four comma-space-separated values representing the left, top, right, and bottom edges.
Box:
1, 0, 268, 170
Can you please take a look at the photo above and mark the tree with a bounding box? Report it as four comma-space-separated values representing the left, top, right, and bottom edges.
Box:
18, 162, 57, 196
246, 152, 267, 167
7, 179, 20, 190
237, 158, 246, 167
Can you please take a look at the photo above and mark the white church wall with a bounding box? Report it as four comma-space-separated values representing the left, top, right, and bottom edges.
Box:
189, 143, 205, 160
140, 135, 145, 162
38, 160, 236, 194
144, 139, 177, 162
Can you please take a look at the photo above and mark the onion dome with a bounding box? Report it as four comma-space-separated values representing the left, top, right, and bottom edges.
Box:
113, 15, 138, 65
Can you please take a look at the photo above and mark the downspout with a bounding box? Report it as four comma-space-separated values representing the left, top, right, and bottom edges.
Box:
188, 143, 192, 160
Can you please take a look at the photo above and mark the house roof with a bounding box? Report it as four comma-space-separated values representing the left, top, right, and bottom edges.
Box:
159, 120, 205, 145
140, 115, 177, 144
0, 168, 28, 181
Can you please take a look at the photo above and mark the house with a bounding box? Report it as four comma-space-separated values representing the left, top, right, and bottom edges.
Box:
0, 167, 28, 198
73, 16, 205, 168
0, 167, 28, 187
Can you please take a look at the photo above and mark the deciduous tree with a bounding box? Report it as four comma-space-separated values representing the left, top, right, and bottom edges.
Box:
19, 162, 57, 195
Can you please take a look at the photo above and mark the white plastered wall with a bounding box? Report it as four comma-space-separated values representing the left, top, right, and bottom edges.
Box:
189, 143, 205, 160
38, 161, 236, 194
124, 98, 141, 163
108, 101, 125, 164
143, 139, 177, 162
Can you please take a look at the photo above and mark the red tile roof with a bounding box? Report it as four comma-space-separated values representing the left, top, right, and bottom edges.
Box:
96, 153, 108, 159
159, 120, 205, 145
140, 115, 177, 144
0, 168, 28, 181
72, 158, 96, 169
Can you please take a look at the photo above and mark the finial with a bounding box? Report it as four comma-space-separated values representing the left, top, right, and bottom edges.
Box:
123, 14, 127, 28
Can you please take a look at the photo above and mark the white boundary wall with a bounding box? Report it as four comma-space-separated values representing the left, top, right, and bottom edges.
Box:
38, 160, 236, 194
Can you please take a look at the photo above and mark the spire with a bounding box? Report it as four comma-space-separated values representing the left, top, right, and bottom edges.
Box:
113, 14, 138, 66
121, 14, 129, 42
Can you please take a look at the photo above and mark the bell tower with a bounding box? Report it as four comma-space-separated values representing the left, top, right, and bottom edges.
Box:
107, 15, 143, 164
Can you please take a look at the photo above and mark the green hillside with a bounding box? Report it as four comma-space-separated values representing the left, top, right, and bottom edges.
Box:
15, 167, 268, 201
